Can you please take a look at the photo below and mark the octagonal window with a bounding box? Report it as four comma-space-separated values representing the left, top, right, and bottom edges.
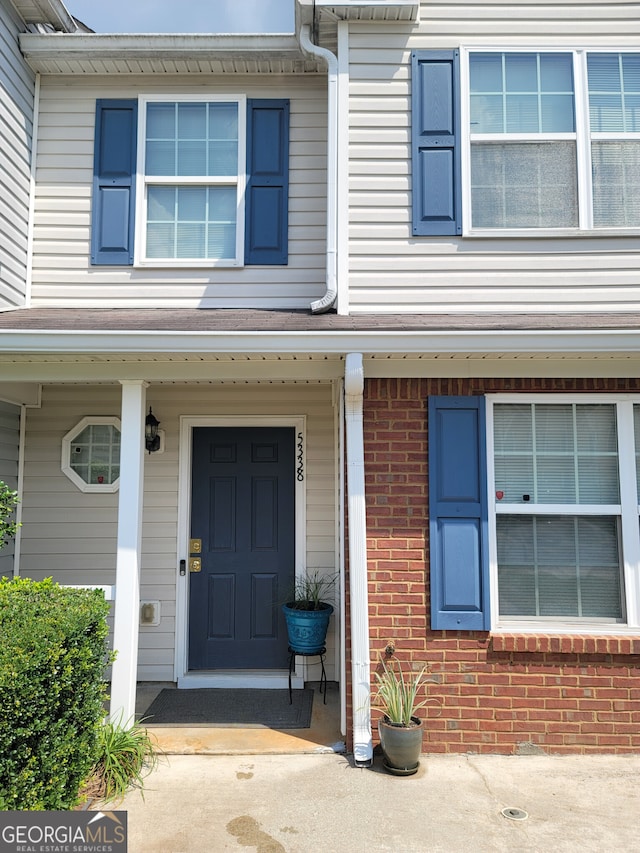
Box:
62, 417, 121, 492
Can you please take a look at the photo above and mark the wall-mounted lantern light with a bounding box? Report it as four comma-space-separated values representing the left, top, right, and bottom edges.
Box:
145, 407, 161, 454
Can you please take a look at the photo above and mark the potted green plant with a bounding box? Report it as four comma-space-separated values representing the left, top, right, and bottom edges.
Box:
282, 571, 335, 654
372, 654, 440, 776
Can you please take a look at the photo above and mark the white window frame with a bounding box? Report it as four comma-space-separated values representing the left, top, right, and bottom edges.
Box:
461, 47, 640, 237
61, 416, 121, 493
487, 394, 640, 632
135, 94, 247, 268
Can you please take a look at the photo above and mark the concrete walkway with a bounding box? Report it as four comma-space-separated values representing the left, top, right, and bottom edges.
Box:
119, 751, 640, 852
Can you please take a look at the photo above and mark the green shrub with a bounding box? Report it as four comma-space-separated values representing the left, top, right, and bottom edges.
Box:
0, 481, 20, 550
0, 577, 111, 810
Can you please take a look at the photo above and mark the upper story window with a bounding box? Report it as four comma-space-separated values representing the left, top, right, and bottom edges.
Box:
91, 98, 289, 268
139, 97, 244, 266
411, 49, 640, 236
469, 51, 640, 231
469, 53, 578, 229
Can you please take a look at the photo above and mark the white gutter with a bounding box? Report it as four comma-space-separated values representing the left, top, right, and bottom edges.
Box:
299, 25, 338, 314
1, 328, 640, 355
344, 352, 372, 766
19, 32, 304, 62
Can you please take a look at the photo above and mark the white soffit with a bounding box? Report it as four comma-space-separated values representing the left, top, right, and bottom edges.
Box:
314, 1, 419, 22
12, 0, 77, 31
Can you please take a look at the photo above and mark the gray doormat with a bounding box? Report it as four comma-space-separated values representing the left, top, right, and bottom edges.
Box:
143, 688, 314, 728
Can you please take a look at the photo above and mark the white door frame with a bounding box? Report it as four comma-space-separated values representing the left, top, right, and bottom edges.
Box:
176, 414, 307, 688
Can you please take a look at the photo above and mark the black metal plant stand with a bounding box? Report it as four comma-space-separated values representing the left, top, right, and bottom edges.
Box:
288, 646, 327, 705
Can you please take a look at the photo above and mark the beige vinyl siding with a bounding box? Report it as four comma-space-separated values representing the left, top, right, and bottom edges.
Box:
30, 75, 328, 310
19, 382, 338, 681
0, 400, 20, 577
346, 2, 640, 313
0, 0, 34, 309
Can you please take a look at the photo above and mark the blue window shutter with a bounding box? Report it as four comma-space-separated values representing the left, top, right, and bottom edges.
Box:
245, 99, 289, 265
412, 51, 461, 236
91, 99, 137, 265
429, 396, 489, 630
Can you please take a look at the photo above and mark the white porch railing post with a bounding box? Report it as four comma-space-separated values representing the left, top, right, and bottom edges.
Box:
109, 380, 147, 723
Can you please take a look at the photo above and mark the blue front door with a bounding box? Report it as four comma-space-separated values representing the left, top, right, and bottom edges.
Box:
188, 427, 295, 670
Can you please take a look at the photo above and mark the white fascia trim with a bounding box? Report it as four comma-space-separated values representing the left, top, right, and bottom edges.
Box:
2, 328, 640, 355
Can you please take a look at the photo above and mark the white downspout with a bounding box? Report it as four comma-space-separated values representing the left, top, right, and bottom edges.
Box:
338, 377, 347, 738
299, 24, 338, 314
25, 71, 40, 308
344, 352, 373, 766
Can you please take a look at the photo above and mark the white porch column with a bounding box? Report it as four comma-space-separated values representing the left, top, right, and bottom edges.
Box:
109, 380, 147, 723
344, 353, 373, 765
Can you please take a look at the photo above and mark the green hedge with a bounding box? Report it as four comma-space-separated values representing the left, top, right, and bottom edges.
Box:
0, 577, 111, 810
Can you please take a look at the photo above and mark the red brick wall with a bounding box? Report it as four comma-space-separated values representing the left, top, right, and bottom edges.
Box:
353, 377, 640, 755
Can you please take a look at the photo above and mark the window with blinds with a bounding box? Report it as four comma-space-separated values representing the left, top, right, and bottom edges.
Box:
140, 97, 243, 264
589, 54, 640, 228
491, 400, 640, 623
468, 50, 640, 231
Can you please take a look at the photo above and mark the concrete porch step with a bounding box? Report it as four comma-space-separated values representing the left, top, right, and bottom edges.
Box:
136, 681, 345, 756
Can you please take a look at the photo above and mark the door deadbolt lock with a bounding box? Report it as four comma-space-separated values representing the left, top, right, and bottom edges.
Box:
189, 557, 202, 573
190, 538, 202, 554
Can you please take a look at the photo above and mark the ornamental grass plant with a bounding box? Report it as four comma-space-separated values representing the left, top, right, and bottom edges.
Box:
82, 716, 160, 806
371, 655, 440, 727
287, 570, 337, 611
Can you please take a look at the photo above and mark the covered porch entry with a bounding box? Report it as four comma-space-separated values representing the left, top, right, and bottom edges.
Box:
0, 312, 375, 763
2, 374, 345, 735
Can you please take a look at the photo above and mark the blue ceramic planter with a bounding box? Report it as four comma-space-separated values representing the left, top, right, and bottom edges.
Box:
282, 602, 333, 654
